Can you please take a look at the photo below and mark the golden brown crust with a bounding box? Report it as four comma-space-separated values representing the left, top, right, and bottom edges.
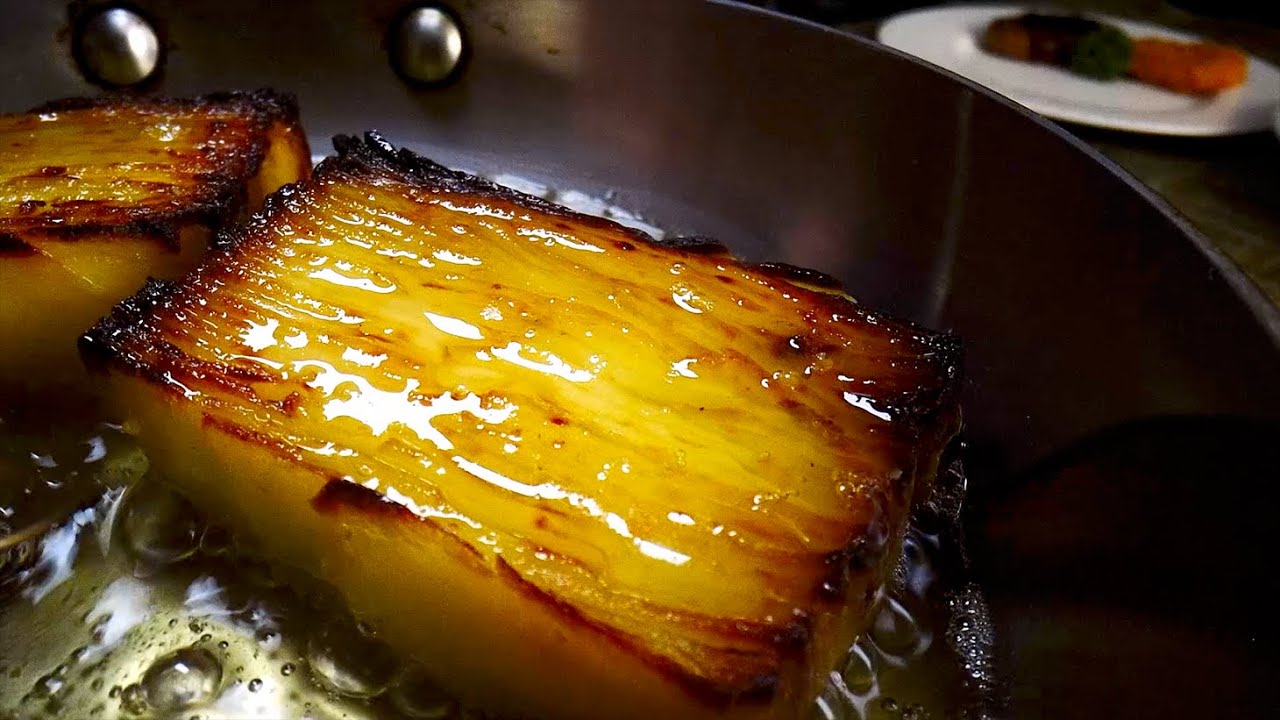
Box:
82, 133, 961, 710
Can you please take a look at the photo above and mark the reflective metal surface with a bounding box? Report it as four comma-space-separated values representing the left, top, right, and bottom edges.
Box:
73, 6, 162, 87
1, 0, 1277, 716
388, 4, 467, 86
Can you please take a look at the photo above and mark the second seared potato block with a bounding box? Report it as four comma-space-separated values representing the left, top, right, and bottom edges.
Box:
0, 90, 309, 395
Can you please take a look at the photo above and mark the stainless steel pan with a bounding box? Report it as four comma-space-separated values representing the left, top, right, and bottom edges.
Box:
3, 1, 1277, 716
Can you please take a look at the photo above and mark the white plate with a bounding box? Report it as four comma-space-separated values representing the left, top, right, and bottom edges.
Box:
877, 4, 1280, 136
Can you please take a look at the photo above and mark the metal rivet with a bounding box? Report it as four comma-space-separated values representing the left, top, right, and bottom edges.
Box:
389, 4, 467, 86
74, 6, 162, 87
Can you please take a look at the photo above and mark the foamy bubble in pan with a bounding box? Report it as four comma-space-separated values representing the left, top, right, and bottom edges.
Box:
139, 646, 224, 711
306, 618, 400, 699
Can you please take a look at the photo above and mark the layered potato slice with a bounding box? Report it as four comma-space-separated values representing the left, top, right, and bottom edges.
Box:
82, 134, 961, 720
0, 90, 309, 399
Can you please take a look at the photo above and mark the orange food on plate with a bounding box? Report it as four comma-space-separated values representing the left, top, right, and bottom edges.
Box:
1129, 38, 1248, 94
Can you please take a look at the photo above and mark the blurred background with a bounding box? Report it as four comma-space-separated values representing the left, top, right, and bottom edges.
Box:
753, 0, 1280, 306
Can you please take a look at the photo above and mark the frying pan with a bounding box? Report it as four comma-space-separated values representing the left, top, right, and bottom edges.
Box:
2, 0, 1278, 717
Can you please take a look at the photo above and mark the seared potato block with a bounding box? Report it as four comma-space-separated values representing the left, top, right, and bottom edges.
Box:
0, 90, 309, 399
83, 134, 961, 720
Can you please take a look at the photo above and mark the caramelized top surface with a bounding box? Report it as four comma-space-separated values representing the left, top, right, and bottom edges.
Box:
0, 91, 298, 233
85, 134, 960, 700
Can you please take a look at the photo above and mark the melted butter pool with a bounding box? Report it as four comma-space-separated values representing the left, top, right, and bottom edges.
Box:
0, 426, 462, 720
0, 420, 996, 720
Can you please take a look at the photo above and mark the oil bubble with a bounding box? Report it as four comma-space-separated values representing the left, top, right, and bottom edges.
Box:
198, 525, 233, 557
842, 642, 877, 697
122, 482, 199, 564
900, 702, 929, 720
29, 671, 65, 698
139, 647, 222, 712
119, 683, 148, 714
238, 557, 285, 589
812, 677, 848, 720
869, 597, 929, 662
388, 664, 458, 718
306, 619, 398, 698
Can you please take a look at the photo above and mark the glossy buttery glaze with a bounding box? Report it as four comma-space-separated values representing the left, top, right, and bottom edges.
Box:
84, 133, 961, 719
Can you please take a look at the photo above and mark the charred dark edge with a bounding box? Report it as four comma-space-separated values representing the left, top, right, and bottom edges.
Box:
0, 211, 219, 247
750, 261, 844, 291
313, 477, 417, 520
781, 327, 961, 438
24, 88, 300, 127
5, 89, 301, 236
856, 345, 963, 432
81, 290, 294, 417
658, 234, 732, 256
79, 278, 183, 375
774, 326, 961, 430
805, 299, 963, 427
210, 177, 308, 253
0, 233, 36, 257
113, 217, 187, 248
815, 510, 891, 603
877, 327, 963, 431
493, 556, 780, 710
314, 132, 657, 247
201, 413, 305, 464
307, 477, 500, 573
4, 220, 193, 250
317, 479, 490, 568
